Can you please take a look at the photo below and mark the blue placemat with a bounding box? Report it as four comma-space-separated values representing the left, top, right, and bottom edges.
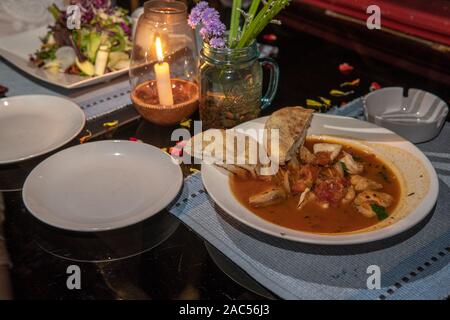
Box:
327, 97, 365, 119
169, 99, 450, 300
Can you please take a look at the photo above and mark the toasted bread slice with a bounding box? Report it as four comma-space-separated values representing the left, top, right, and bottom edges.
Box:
264, 107, 314, 165
185, 129, 260, 178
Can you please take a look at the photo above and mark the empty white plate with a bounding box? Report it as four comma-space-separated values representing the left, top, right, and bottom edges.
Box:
23, 140, 183, 232
0, 95, 85, 164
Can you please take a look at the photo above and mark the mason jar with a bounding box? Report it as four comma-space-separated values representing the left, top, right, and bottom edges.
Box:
199, 41, 279, 129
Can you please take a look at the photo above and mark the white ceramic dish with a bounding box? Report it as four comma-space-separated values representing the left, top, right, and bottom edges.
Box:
0, 27, 128, 89
23, 140, 183, 232
364, 87, 448, 143
201, 114, 439, 245
0, 94, 85, 165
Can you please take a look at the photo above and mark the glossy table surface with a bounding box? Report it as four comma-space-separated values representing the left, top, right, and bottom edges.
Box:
1, 22, 449, 299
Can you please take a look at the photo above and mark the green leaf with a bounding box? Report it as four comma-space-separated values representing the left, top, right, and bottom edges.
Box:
339, 161, 349, 176
110, 34, 126, 52
36, 45, 57, 61
87, 32, 102, 62
79, 29, 91, 53
370, 204, 388, 220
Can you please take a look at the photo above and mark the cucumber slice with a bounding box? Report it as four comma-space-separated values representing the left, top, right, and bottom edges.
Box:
75, 58, 95, 76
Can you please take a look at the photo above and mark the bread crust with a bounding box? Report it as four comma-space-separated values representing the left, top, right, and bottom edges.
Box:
265, 107, 314, 165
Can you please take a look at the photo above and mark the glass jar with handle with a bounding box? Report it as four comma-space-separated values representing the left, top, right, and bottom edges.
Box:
199, 41, 279, 129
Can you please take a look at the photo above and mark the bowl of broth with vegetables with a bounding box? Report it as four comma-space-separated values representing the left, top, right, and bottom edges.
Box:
195, 107, 436, 244
230, 137, 402, 234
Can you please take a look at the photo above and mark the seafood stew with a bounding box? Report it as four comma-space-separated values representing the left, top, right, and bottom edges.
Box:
186, 106, 405, 235
230, 137, 401, 234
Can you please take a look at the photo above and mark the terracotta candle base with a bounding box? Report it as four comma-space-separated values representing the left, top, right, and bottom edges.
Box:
131, 79, 199, 126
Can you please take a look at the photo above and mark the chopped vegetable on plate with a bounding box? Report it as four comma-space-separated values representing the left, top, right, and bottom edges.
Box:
30, 0, 132, 77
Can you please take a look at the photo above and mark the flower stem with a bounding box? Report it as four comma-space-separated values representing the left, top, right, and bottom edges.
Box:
236, 0, 272, 48
229, 0, 242, 48
242, 0, 261, 35
237, 0, 290, 48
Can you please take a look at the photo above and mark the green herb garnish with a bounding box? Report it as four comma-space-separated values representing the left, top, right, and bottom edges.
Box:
371, 204, 388, 220
35, 45, 57, 61
339, 161, 349, 176
378, 171, 389, 182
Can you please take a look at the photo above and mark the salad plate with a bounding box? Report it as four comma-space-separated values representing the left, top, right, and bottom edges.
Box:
0, 1, 133, 89
0, 27, 129, 89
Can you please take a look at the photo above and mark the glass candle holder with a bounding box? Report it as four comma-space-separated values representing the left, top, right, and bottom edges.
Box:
130, 0, 199, 126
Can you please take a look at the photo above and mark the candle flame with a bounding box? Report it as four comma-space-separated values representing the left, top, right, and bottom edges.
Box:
155, 37, 164, 62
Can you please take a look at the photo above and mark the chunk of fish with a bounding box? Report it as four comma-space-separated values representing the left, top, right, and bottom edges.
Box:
286, 156, 301, 182
353, 191, 394, 218
273, 168, 291, 193
321, 166, 340, 179
249, 187, 286, 207
333, 161, 345, 177
350, 175, 383, 191
299, 146, 316, 164
313, 143, 342, 162
339, 152, 364, 175
342, 186, 355, 204
281, 169, 291, 194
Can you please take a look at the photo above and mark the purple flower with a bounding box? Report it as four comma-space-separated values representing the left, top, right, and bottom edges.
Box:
188, 11, 201, 28
195, 1, 209, 12
201, 7, 220, 23
188, 1, 226, 46
187, 1, 209, 28
209, 37, 225, 48
204, 19, 225, 37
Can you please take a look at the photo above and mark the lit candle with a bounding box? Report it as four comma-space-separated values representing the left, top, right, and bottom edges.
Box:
154, 37, 174, 106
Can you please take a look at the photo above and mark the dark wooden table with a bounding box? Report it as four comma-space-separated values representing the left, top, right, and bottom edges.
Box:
2, 22, 449, 299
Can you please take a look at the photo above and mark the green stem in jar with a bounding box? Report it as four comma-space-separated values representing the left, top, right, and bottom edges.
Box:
237, 0, 290, 49
241, 0, 261, 36
236, 0, 272, 48
229, 0, 242, 48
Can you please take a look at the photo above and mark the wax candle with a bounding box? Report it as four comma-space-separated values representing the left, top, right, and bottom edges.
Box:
154, 37, 174, 106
